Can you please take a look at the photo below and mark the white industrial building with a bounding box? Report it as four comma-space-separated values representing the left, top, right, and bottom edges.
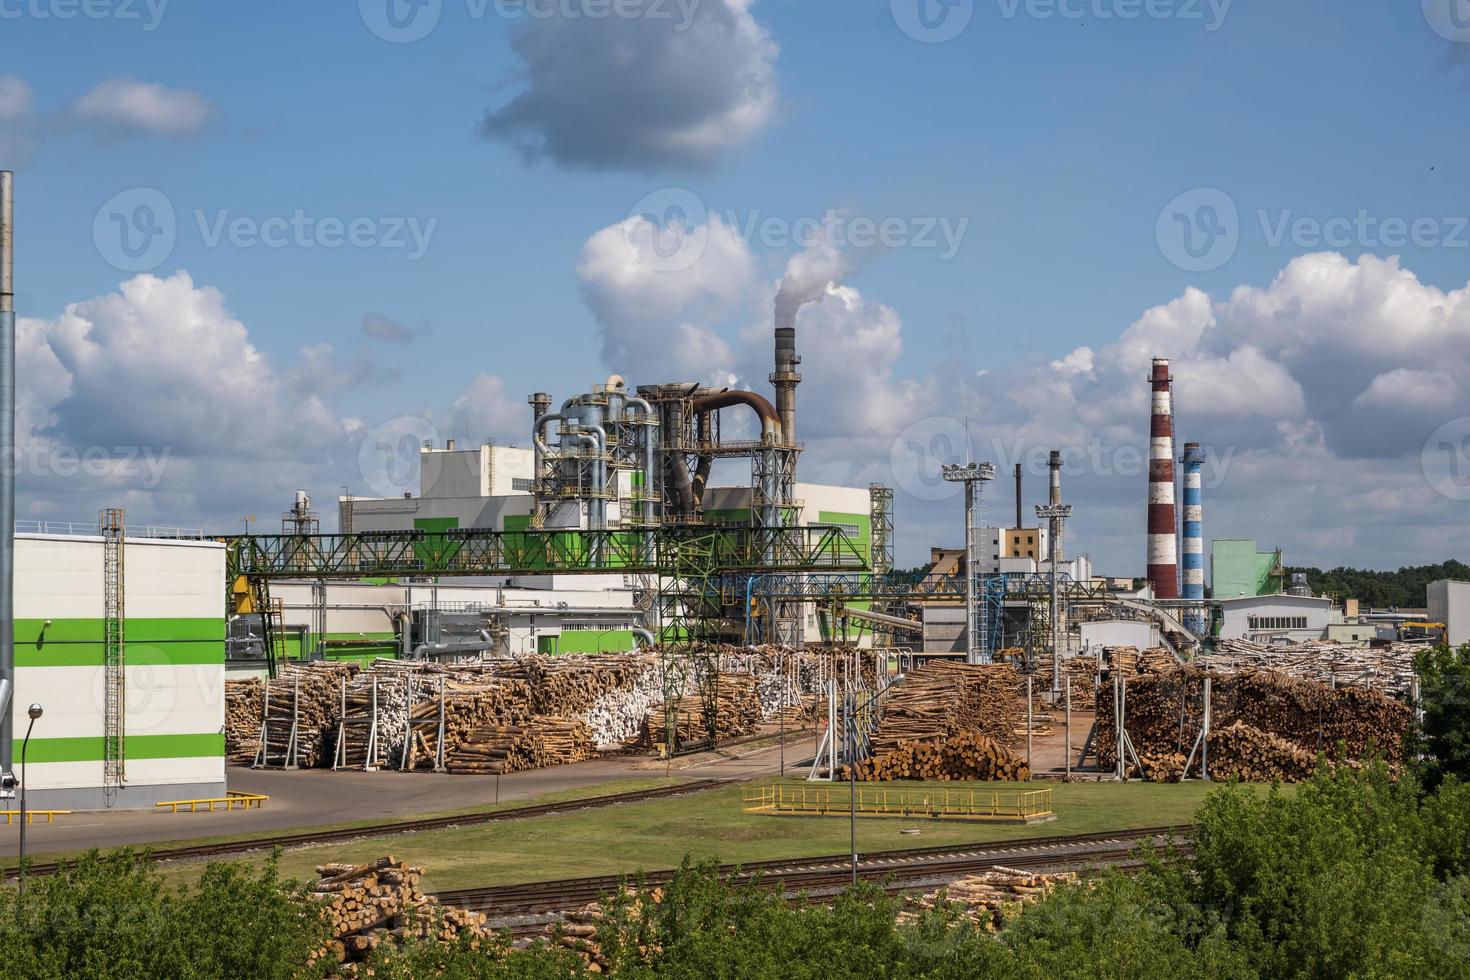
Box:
1217, 593, 1333, 643
338, 443, 875, 647
1079, 618, 1160, 652
1427, 580, 1470, 647
12, 531, 227, 809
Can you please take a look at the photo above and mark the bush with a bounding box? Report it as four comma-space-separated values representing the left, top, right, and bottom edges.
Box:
0, 850, 331, 980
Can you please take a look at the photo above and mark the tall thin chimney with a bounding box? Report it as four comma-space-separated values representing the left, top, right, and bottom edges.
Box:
1048, 450, 1063, 563
771, 327, 800, 445
1014, 464, 1022, 531
1147, 358, 1179, 599
1181, 442, 1205, 615
1, 171, 15, 779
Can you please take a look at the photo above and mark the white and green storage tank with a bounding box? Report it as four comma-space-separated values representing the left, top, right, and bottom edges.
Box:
12, 531, 226, 809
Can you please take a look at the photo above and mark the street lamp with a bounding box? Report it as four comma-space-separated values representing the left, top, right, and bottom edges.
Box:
18, 702, 41, 900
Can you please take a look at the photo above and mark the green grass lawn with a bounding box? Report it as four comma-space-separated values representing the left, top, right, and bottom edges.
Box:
155, 778, 1264, 893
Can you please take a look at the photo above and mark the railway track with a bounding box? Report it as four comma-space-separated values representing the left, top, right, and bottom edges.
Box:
9, 778, 727, 879
437, 824, 1194, 921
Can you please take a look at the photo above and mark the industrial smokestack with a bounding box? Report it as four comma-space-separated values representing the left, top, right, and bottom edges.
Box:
1, 171, 14, 780
771, 326, 800, 446
1014, 464, 1023, 531
1147, 358, 1179, 600
1181, 442, 1205, 611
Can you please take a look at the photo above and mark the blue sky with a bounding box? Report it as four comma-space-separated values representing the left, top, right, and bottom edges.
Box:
4, 1, 1470, 572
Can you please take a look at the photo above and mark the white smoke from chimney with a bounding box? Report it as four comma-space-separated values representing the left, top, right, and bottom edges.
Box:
774, 240, 856, 329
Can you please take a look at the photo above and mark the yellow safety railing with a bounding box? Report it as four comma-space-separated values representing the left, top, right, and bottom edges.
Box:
742, 784, 1053, 823
0, 810, 71, 825
155, 792, 269, 814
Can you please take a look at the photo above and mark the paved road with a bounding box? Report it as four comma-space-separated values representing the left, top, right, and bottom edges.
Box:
7, 735, 819, 857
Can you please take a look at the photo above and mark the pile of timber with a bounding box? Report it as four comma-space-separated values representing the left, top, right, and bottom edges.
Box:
1207, 638, 1419, 697
846, 730, 1030, 782
1101, 646, 1180, 676
307, 858, 495, 972
551, 887, 665, 973
494, 654, 659, 716
871, 662, 1023, 753
1095, 663, 1412, 778
332, 673, 410, 770
255, 662, 358, 769
444, 715, 594, 774
224, 678, 263, 764
1206, 721, 1317, 782
1026, 656, 1101, 712
647, 672, 763, 748
899, 867, 1075, 931
584, 664, 665, 747
1137, 751, 1188, 783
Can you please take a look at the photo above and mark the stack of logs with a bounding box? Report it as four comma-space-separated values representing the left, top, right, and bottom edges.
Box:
899, 867, 1076, 931
333, 673, 410, 770
871, 662, 1023, 754
445, 715, 594, 774
224, 678, 263, 764
1096, 662, 1412, 780
846, 731, 1030, 782
649, 672, 763, 748
256, 662, 360, 768
308, 858, 495, 972
551, 887, 665, 973
1208, 638, 1419, 697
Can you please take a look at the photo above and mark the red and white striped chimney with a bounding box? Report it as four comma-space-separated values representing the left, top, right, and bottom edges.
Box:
1147, 357, 1179, 599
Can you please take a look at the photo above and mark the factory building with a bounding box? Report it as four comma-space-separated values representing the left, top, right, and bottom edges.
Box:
1217, 593, 1332, 643
1211, 539, 1285, 599
13, 530, 226, 809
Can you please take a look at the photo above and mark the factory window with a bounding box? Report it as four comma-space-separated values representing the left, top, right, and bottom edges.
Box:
829, 522, 862, 539
511, 478, 533, 492
1027, 535, 1034, 544
1248, 615, 1308, 630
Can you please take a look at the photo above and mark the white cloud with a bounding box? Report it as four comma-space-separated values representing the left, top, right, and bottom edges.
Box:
0, 75, 33, 121
577, 212, 753, 382
71, 78, 215, 138
361, 312, 418, 343
450, 373, 524, 444
479, 0, 778, 171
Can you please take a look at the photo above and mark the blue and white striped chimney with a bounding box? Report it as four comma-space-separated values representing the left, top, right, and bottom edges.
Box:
1180, 442, 1206, 633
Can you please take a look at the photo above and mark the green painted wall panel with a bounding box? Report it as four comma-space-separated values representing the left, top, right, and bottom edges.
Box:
538, 631, 636, 654
27, 732, 224, 764
14, 617, 225, 667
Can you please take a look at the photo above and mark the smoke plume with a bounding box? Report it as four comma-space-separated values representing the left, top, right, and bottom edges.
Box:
773, 241, 855, 328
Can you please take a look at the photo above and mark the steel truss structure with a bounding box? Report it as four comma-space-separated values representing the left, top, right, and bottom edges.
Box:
100, 508, 126, 806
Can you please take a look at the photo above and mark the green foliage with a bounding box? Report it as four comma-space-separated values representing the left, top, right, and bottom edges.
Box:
1285, 559, 1470, 608
0, 849, 331, 980
1417, 643, 1470, 788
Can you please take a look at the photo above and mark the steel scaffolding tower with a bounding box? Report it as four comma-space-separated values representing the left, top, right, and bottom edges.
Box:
942, 462, 995, 664
100, 508, 126, 806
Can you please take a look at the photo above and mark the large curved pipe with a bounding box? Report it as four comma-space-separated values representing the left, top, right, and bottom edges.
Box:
691, 389, 782, 442
631, 627, 656, 649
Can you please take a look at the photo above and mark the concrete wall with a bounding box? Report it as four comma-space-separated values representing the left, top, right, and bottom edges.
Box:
14, 534, 226, 809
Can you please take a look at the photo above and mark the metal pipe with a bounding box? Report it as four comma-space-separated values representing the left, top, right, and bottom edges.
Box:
623, 396, 659, 528
1014, 464, 1023, 531
690, 388, 782, 441
414, 629, 493, 658
771, 326, 800, 446
631, 627, 655, 648
1, 171, 14, 781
